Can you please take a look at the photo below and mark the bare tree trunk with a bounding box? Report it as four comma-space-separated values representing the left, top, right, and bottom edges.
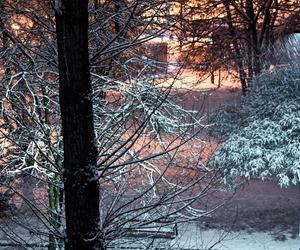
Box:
218, 68, 221, 88
224, 0, 248, 94
94, 0, 99, 9
245, 18, 254, 83
210, 67, 215, 85
0, 1, 8, 50
55, 1, 103, 249
245, 0, 261, 76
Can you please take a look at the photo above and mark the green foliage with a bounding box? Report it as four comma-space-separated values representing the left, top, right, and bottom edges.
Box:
212, 64, 300, 186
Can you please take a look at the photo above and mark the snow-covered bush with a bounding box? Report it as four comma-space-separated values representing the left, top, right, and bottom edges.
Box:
211, 63, 300, 187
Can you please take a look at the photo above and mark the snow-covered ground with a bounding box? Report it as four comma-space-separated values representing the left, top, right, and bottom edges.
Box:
1, 180, 299, 250
171, 223, 300, 250
113, 178, 300, 249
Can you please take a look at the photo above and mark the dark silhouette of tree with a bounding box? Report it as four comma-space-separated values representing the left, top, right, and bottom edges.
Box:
55, 0, 103, 249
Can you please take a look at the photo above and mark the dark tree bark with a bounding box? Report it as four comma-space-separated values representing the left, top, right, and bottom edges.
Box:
0, 1, 8, 50
224, 0, 248, 94
245, 0, 261, 76
55, 1, 103, 249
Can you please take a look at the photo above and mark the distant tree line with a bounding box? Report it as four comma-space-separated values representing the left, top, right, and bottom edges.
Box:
172, 0, 300, 94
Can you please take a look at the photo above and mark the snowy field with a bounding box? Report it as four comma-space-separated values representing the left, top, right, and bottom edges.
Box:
0, 179, 299, 250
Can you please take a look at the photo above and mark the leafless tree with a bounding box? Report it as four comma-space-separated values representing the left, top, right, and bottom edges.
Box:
0, 1, 226, 249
